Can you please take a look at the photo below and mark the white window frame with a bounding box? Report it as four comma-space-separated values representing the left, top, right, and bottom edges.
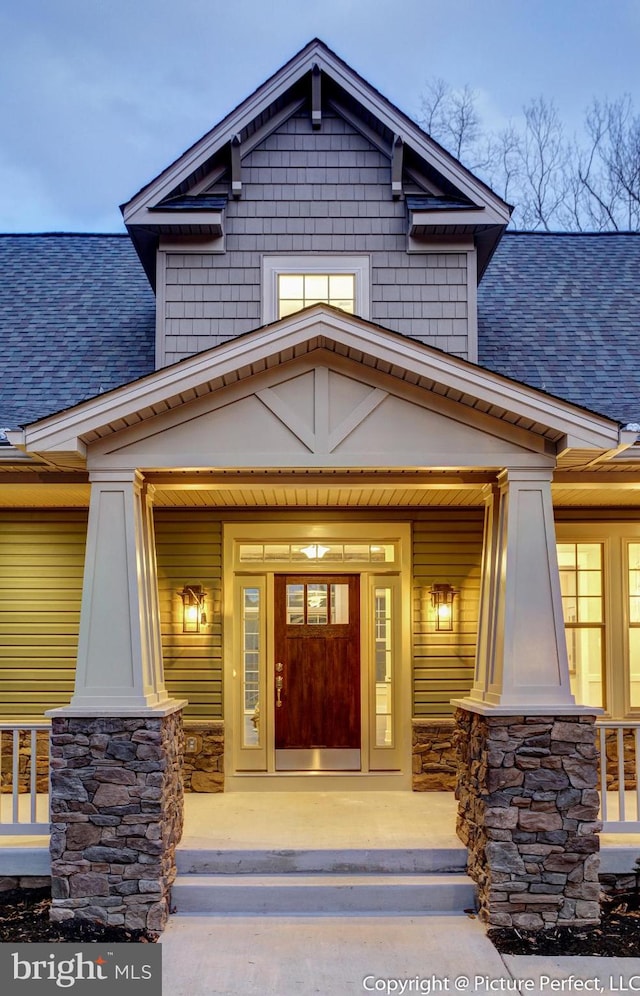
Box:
261, 254, 371, 324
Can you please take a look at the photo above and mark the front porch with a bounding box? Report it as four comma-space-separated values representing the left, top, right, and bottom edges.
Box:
2, 790, 637, 890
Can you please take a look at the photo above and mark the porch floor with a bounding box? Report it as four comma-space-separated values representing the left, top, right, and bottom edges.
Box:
180, 790, 462, 852
1, 791, 638, 877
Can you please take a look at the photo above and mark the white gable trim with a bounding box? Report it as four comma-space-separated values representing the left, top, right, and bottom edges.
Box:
11, 306, 622, 458
122, 40, 510, 227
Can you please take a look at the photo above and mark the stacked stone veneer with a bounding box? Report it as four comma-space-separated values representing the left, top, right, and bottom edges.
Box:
49, 712, 184, 932
412, 719, 457, 791
455, 708, 601, 929
183, 721, 224, 792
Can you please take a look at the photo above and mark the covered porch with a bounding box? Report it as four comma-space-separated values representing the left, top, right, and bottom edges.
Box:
2, 305, 636, 930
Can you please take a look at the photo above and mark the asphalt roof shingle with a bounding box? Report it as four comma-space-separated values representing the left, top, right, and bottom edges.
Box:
0, 234, 155, 430
1, 230, 638, 433
478, 232, 640, 426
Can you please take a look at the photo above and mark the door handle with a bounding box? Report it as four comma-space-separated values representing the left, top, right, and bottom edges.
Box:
275, 674, 284, 708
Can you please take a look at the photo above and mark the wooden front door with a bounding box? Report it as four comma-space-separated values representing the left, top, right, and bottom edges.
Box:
274, 575, 360, 770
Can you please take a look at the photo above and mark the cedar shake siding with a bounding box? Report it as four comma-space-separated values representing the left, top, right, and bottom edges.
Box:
158, 113, 472, 366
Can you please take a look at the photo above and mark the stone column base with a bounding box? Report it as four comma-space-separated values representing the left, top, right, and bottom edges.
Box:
455, 708, 601, 929
49, 711, 184, 932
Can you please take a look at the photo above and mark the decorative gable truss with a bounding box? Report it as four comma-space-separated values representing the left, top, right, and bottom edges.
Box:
123, 39, 510, 277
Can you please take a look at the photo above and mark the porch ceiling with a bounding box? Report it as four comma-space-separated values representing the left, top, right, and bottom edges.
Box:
3, 468, 640, 508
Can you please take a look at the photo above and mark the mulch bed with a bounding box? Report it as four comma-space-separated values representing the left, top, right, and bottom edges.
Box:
489, 891, 640, 957
0, 888, 158, 943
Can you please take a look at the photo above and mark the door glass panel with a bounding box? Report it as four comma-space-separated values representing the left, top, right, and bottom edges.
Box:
286, 584, 305, 625
330, 584, 349, 624
374, 586, 393, 746
307, 583, 328, 625
628, 544, 640, 706
242, 587, 261, 747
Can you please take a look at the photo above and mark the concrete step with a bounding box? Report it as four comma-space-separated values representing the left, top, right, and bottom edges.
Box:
171, 872, 476, 915
176, 847, 467, 876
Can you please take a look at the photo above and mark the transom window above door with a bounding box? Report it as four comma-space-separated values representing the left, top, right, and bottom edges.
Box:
262, 255, 370, 323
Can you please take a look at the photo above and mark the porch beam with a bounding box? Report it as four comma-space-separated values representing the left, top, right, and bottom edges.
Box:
146, 471, 497, 490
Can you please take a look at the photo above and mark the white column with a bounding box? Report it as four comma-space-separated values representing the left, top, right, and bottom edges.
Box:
49, 471, 182, 716
456, 468, 579, 713
468, 483, 500, 704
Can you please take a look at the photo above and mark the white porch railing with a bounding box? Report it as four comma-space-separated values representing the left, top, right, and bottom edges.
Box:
0, 721, 50, 834
598, 721, 640, 832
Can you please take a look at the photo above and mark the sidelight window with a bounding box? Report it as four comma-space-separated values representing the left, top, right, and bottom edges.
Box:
557, 542, 604, 709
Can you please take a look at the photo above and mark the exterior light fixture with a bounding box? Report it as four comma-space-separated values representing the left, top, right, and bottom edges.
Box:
179, 585, 207, 633
429, 583, 457, 632
300, 543, 330, 560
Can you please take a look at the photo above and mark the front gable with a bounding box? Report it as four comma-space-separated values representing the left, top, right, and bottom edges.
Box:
84, 355, 550, 471
11, 307, 622, 474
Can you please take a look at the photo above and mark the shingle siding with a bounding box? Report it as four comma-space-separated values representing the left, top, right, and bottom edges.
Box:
160, 113, 470, 365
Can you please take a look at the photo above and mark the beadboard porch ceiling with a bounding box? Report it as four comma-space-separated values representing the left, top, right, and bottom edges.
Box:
3, 469, 640, 508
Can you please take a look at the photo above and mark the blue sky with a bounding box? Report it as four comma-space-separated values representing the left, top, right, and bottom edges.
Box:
1, 0, 639, 232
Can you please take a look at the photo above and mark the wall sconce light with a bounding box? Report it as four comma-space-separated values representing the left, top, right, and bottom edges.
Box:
179, 585, 207, 633
429, 583, 457, 632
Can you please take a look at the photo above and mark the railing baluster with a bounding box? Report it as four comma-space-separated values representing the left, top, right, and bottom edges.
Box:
12, 729, 19, 824
597, 721, 640, 832
0, 722, 50, 835
617, 727, 626, 822
599, 725, 608, 824
30, 728, 37, 824
636, 726, 640, 823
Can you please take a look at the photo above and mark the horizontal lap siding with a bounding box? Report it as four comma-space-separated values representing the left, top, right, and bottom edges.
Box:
154, 511, 223, 720
162, 113, 469, 363
0, 510, 87, 717
412, 510, 484, 717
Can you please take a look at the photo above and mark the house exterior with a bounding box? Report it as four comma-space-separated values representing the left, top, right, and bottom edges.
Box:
1, 40, 640, 932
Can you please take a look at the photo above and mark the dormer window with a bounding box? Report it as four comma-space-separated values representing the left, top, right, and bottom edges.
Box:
262, 255, 370, 324
278, 273, 355, 318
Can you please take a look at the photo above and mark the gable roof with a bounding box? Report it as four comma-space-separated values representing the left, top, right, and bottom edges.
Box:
10, 305, 621, 464
121, 39, 511, 282
0, 234, 155, 432
478, 232, 640, 426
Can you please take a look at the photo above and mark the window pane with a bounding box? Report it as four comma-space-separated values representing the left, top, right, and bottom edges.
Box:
307, 583, 328, 625
629, 628, 640, 708
242, 588, 261, 747
304, 274, 329, 301
279, 274, 303, 298
329, 274, 354, 300
566, 627, 603, 708
330, 584, 349, 624
279, 298, 303, 318
577, 544, 602, 570
286, 584, 304, 625
557, 544, 577, 569
557, 541, 604, 709
374, 587, 393, 746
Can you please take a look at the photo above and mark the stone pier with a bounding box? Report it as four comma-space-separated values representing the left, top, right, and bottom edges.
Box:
455, 708, 601, 928
49, 711, 184, 932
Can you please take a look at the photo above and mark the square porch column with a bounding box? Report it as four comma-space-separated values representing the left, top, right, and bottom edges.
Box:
47, 471, 186, 933
454, 469, 601, 930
